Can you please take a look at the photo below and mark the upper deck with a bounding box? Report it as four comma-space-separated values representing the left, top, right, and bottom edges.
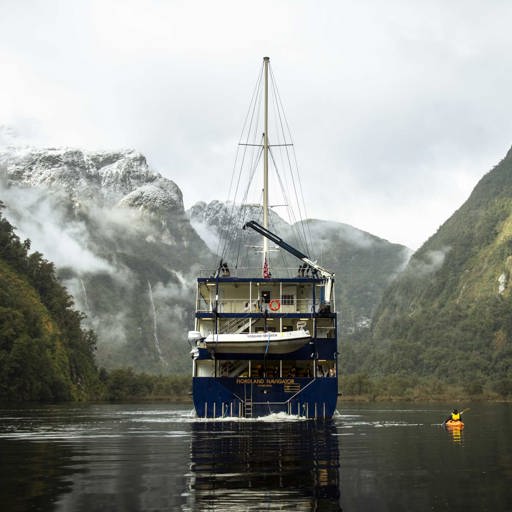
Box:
195, 266, 335, 318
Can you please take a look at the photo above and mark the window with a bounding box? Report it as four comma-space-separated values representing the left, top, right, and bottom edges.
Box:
281, 294, 295, 305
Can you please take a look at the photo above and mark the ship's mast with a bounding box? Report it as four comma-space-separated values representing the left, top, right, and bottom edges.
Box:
262, 56, 270, 276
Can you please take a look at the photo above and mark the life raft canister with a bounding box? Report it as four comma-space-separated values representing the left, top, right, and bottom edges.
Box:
269, 299, 281, 311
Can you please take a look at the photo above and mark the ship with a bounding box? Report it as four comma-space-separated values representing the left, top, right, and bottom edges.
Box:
188, 57, 338, 418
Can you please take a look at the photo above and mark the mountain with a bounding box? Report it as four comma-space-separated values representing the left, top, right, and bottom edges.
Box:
0, 147, 212, 374
1, 146, 410, 375
189, 200, 411, 334
0, 204, 99, 401
369, 146, 512, 392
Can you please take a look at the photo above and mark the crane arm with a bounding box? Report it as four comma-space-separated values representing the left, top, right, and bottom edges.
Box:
243, 221, 307, 259
243, 220, 335, 280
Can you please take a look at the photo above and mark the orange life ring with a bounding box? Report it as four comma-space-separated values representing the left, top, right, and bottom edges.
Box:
269, 299, 281, 311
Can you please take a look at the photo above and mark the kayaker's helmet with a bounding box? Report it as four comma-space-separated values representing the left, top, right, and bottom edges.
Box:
453, 409, 458, 413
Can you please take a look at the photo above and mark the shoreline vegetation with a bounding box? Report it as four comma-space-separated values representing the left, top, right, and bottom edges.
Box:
91, 368, 512, 404
340, 373, 512, 403
1, 366, 511, 404
98, 368, 191, 402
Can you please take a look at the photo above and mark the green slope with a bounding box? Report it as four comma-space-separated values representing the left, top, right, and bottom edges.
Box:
366, 147, 512, 392
302, 219, 410, 334
0, 204, 100, 401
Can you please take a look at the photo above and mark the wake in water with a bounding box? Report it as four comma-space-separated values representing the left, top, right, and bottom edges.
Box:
194, 411, 308, 423
122, 408, 309, 424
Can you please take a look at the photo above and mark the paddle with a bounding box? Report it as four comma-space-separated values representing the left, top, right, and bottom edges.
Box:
442, 408, 470, 427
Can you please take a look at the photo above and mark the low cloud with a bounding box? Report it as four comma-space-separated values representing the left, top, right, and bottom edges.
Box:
0, 183, 114, 273
408, 247, 450, 278
189, 219, 219, 253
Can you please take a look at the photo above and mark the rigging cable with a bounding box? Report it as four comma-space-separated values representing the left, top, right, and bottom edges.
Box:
214, 60, 316, 274
218, 63, 264, 263
269, 66, 313, 257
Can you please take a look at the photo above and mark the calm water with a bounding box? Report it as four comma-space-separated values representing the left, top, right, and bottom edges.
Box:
0, 403, 511, 511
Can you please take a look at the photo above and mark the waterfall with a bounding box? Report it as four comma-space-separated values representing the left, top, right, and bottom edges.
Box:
80, 279, 90, 313
147, 281, 167, 365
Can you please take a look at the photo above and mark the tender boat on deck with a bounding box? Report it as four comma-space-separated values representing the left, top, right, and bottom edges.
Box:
202, 328, 310, 354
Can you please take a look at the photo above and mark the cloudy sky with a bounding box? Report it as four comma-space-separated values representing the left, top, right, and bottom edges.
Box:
2, 0, 512, 249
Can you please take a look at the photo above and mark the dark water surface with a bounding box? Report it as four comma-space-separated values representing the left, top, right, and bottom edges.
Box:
0, 403, 511, 511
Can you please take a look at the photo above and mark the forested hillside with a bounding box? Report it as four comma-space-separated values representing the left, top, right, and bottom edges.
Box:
0, 203, 100, 401
350, 147, 512, 397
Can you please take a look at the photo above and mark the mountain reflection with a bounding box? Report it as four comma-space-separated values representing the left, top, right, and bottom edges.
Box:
0, 439, 79, 512
185, 419, 342, 511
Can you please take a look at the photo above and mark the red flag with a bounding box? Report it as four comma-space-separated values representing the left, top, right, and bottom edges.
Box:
263, 257, 270, 278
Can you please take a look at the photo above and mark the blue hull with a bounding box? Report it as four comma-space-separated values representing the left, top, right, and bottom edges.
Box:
192, 376, 338, 419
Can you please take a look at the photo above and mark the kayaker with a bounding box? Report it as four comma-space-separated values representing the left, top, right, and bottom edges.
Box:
445, 409, 461, 423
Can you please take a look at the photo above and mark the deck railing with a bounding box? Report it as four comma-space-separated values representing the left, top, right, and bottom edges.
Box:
196, 298, 327, 315
198, 266, 322, 279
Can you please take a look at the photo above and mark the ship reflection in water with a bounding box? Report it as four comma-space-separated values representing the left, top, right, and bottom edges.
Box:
184, 418, 342, 511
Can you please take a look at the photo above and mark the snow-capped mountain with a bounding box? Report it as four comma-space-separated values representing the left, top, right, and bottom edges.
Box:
0, 146, 212, 373
0, 147, 183, 210
188, 200, 292, 252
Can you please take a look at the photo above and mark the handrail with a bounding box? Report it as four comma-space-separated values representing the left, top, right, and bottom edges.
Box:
197, 298, 323, 314
197, 266, 325, 279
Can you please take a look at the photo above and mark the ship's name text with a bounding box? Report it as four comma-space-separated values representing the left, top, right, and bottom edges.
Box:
235, 378, 295, 385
